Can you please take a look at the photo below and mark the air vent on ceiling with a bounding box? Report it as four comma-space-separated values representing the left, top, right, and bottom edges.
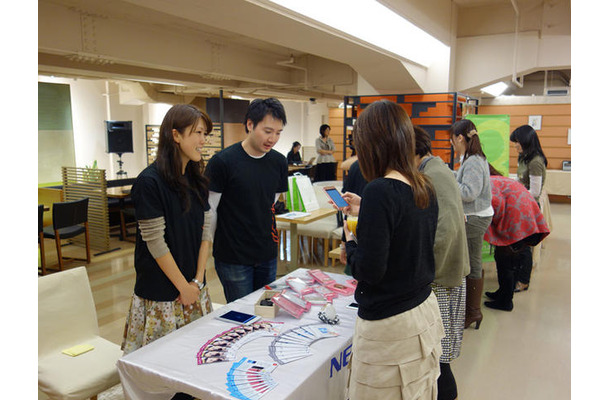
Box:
544, 87, 570, 96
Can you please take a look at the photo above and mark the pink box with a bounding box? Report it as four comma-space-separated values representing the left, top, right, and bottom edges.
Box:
325, 282, 355, 296
307, 269, 335, 285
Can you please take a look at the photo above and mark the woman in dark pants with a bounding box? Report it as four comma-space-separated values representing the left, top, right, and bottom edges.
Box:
483, 164, 550, 311
510, 125, 548, 292
314, 124, 337, 181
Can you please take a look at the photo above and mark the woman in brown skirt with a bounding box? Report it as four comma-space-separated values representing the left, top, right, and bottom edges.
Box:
342, 100, 444, 399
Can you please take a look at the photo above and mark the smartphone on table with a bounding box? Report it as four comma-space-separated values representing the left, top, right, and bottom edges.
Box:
323, 186, 349, 208
215, 310, 261, 325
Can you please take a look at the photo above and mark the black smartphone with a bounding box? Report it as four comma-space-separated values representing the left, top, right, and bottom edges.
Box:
346, 302, 359, 310
323, 186, 349, 208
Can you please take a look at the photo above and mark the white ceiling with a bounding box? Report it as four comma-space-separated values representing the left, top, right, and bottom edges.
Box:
38, 0, 571, 104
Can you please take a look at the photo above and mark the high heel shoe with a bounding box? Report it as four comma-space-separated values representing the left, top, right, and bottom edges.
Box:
514, 282, 529, 292
464, 271, 484, 330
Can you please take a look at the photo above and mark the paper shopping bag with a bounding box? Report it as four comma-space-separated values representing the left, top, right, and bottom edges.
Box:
286, 174, 319, 212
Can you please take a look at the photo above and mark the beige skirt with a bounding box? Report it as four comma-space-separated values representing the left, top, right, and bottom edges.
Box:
347, 292, 445, 400
121, 287, 213, 355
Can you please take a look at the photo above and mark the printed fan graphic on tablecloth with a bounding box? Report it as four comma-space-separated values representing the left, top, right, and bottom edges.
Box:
226, 357, 279, 400
197, 321, 283, 364
269, 323, 340, 365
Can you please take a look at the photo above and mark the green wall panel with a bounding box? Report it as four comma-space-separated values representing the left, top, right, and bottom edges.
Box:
38, 82, 73, 131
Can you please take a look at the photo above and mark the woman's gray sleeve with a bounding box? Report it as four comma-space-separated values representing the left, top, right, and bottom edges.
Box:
138, 216, 170, 259
202, 191, 221, 242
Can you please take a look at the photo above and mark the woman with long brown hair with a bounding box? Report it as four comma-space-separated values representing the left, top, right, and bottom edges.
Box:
450, 119, 493, 330
342, 100, 444, 399
122, 104, 214, 355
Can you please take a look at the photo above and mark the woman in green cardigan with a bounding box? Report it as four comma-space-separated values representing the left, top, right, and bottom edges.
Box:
414, 126, 470, 400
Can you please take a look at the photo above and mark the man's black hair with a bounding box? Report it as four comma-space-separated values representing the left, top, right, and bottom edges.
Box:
244, 98, 287, 133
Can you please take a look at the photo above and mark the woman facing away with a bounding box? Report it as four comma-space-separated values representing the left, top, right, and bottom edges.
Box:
414, 126, 470, 400
122, 105, 214, 354
313, 123, 337, 181
342, 100, 444, 399
450, 119, 493, 330
483, 163, 550, 311
510, 124, 548, 293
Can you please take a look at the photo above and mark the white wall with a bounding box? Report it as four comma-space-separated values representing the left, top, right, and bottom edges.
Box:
38, 78, 317, 180
273, 101, 329, 160
455, 32, 571, 91
274, 101, 305, 158
69, 79, 108, 175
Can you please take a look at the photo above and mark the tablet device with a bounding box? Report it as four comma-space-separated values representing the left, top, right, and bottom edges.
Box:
323, 186, 349, 208
215, 310, 261, 325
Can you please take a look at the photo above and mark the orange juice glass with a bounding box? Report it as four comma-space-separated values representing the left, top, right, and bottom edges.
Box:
346, 216, 358, 236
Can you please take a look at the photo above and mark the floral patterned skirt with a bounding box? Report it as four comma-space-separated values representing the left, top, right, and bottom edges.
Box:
121, 287, 213, 355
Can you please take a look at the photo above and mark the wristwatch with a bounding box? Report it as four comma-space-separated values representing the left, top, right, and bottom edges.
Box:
191, 278, 205, 290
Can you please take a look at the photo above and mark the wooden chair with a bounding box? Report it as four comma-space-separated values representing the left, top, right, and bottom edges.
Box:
38, 266, 123, 400
39, 204, 47, 275
43, 198, 91, 271
119, 207, 136, 242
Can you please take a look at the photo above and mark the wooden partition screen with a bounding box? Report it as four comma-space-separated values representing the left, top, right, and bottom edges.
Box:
61, 166, 110, 252
328, 108, 346, 178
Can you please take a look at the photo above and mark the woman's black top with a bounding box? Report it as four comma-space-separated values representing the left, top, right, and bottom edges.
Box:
131, 163, 209, 301
286, 150, 302, 165
346, 178, 438, 321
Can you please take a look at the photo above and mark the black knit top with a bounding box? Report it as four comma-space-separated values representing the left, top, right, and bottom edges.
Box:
346, 178, 438, 321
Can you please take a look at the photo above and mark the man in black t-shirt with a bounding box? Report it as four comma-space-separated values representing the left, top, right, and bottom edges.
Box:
204, 98, 288, 302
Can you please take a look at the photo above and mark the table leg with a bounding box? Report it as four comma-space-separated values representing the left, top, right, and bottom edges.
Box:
289, 222, 298, 271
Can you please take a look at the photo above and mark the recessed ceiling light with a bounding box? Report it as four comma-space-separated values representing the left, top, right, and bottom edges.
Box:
481, 82, 508, 97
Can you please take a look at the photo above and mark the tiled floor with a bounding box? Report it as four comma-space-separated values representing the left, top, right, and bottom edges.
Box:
38, 203, 571, 399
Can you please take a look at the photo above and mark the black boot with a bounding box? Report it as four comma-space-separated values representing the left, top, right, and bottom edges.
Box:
485, 289, 500, 300
437, 362, 458, 400
484, 299, 513, 311
484, 246, 515, 312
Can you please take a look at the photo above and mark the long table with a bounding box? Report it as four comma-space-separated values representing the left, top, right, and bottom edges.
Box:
117, 269, 357, 400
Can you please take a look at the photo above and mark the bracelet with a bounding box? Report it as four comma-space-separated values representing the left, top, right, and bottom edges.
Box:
191, 278, 205, 290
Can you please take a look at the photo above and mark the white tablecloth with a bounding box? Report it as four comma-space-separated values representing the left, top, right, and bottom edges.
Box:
117, 269, 357, 400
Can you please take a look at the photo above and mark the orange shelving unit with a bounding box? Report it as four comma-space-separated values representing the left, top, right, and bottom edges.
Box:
342, 93, 479, 172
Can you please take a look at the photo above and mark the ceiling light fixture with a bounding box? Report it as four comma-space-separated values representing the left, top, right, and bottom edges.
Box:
481, 82, 509, 97
268, 0, 447, 67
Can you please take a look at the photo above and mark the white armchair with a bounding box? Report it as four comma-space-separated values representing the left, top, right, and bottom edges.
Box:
38, 267, 123, 400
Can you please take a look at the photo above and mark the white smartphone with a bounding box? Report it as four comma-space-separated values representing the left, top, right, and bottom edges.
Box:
215, 310, 261, 325
346, 302, 359, 310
